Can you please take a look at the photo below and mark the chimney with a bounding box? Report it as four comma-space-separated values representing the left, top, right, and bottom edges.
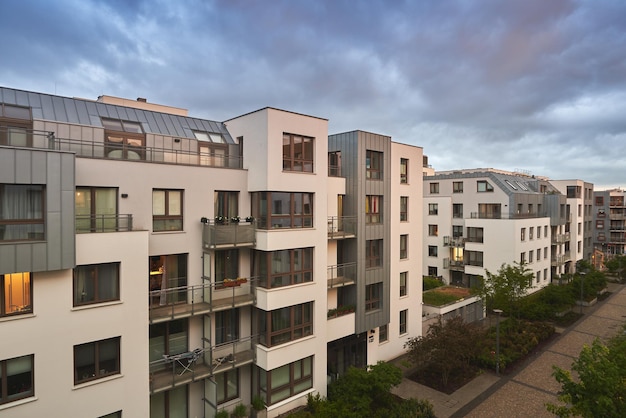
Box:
137, 97, 147, 103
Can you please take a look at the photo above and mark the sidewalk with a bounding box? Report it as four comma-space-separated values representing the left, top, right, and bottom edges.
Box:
392, 282, 626, 418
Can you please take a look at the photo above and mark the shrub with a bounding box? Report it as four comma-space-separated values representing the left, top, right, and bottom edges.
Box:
423, 276, 444, 291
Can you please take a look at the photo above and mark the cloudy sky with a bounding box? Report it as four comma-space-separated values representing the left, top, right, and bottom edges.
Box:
1, 0, 625, 189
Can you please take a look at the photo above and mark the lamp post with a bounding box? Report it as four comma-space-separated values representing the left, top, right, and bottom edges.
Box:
493, 309, 503, 376
579, 272, 586, 315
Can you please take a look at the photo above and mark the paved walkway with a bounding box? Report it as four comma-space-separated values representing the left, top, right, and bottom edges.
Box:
392, 283, 626, 418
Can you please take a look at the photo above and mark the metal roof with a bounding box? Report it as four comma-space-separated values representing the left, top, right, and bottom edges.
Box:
0, 87, 234, 144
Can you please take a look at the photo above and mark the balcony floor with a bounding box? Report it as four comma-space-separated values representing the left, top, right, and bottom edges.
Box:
149, 294, 255, 324
327, 276, 356, 289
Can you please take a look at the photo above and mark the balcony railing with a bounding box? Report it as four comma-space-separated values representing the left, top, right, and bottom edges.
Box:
327, 262, 357, 288
443, 236, 465, 247
443, 258, 465, 270
0, 128, 243, 169
202, 218, 256, 250
328, 165, 342, 177
205, 335, 256, 375
552, 233, 570, 244
75, 214, 133, 233
149, 279, 255, 324
470, 212, 547, 220
552, 254, 568, 266
327, 216, 357, 239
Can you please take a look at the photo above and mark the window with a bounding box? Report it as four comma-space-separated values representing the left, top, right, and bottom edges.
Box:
0, 104, 32, 147
216, 369, 239, 404
259, 356, 313, 405
259, 303, 313, 347
544, 247, 548, 259
596, 220, 604, 229
478, 203, 501, 219
536, 271, 541, 283
453, 204, 463, 218
428, 245, 438, 257
153, 189, 183, 231
328, 151, 341, 176
150, 386, 187, 418
467, 227, 483, 243
366, 150, 383, 179
366, 240, 383, 268
544, 226, 548, 237
365, 283, 382, 311
215, 191, 239, 219
453, 181, 463, 193
537, 226, 541, 239
75, 187, 118, 233
578, 241, 582, 253
521, 228, 526, 241
253, 248, 313, 288
365, 195, 382, 223
400, 235, 408, 259
595, 196, 604, 206
215, 309, 239, 345
1, 272, 32, 317
400, 197, 408, 221
196, 132, 228, 167
379, 324, 388, 343
505, 180, 518, 190
73, 263, 120, 306
452, 225, 463, 238
428, 203, 438, 215
399, 309, 407, 334
529, 250, 534, 263
252, 192, 313, 229
529, 227, 534, 240
399, 272, 408, 297
428, 224, 438, 236
149, 320, 188, 368
520, 252, 526, 264
477, 180, 494, 192
400, 158, 408, 183
149, 253, 188, 306
102, 118, 145, 160
537, 248, 541, 260
0, 354, 34, 405
429, 183, 439, 194
74, 337, 121, 384
215, 249, 240, 284
283, 133, 314, 172
0, 184, 44, 241
466, 251, 483, 267
428, 266, 438, 277
544, 268, 548, 281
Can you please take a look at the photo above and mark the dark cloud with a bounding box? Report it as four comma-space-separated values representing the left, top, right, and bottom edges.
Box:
1, 0, 625, 188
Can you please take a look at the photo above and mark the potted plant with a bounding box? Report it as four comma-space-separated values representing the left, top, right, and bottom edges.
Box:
233, 403, 247, 418
245, 216, 255, 223
215, 410, 229, 418
251, 395, 266, 418
223, 278, 238, 287
215, 215, 226, 224
231, 216, 241, 223
327, 308, 337, 318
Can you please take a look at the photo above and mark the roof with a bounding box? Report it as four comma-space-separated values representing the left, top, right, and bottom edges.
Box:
0, 87, 234, 144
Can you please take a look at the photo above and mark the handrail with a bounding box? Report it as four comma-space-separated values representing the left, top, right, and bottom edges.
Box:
75, 214, 133, 233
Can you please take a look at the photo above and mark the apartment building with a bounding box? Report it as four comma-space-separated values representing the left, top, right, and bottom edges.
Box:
0, 87, 423, 418
423, 169, 568, 292
550, 180, 594, 272
593, 188, 626, 259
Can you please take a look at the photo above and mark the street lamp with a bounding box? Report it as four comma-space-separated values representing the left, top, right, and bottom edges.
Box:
493, 309, 503, 376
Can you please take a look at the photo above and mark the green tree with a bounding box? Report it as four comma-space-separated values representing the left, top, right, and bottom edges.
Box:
405, 316, 484, 388
547, 333, 626, 417
605, 255, 626, 280
474, 262, 534, 316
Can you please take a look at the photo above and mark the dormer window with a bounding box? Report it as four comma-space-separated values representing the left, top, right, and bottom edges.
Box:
0, 104, 32, 147
194, 132, 225, 143
102, 118, 145, 160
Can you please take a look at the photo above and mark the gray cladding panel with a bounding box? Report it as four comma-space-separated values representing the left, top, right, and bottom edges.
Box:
15, 149, 32, 183
0, 149, 15, 181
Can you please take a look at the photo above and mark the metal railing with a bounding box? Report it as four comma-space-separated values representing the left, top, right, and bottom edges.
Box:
443, 236, 465, 247
552, 233, 570, 244
201, 218, 256, 250
327, 216, 357, 239
327, 262, 357, 288
470, 212, 547, 220
328, 165, 342, 177
75, 214, 133, 233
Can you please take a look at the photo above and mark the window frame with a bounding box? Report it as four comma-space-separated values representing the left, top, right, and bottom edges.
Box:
399, 272, 407, 297
477, 180, 494, 192
365, 283, 382, 311
73, 337, 121, 385
365, 239, 383, 268
0, 104, 33, 147
0, 184, 45, 242
453, 181, 463, 193
429, 183, 439, 194
452, 203, 463, 218
365, 195, 382, 224
152, 189, 183, 232
400, 196, 408, 222
73, 262, 120, 307
253, 248, 313, 289
282, 133, 314, 172
216, 368, 239, 404
253, 192, 313, 229
400, 234, 408, 259
102, 118, 145, 160
428, 224, 438, 237
379, 324, 388, 343
399, 309, 407, 335
400, 158, 408, 183
428, 203, 438, 215
260, 303, 313, 347
0, 354, 34, 405
428, 245, 438, 257
1, 272, 33, 317
260, 356, 313, 406
366, 150, 383, 180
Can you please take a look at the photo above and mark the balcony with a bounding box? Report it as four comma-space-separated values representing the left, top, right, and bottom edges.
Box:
202, 218, 256, 250
75, 214, 133, 233
551, 254, 570, 266
443, 258, 465, 270
327, 216, 357, 239
327, 262, 357, 288
149, 280, 255, 324
443, 236, 465, 247
552, 233, 570, 244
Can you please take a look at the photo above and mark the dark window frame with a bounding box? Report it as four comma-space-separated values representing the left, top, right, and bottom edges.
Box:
400, 158, 408, 183
102, 118, 146, 160
365, 239, 383, 268
0, 354, 34, 405
253, 192, 313, 229
0, 272, 33, 317
153, 189, 183, 232
216, 368, 239, 404
283, 133, 314, 173
73, 262, 120, 306
261, 356, 313, 406
0, 184, 45, 242
366, 150, 383, 180
428, 224, 438, 236
254, 248, 313, 289
429, 183, 439, 194
399, 272, 407, 297
428, 203, 438, 215
365, 283, 382, 311
74, 337, 121, 385
260, 303, 313, 347
477, 180, 494, 192
400, 196, 408, 221
453, 181, 463, 193
365, 195, 382, 224
400, 234, 408, 259
399, 309, 407, 334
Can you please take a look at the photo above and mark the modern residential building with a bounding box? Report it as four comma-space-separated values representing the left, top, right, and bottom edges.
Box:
550, 180, 594, 272
593, 188, 626, 259
423, 168, 568, 293
0, 87, 423, 418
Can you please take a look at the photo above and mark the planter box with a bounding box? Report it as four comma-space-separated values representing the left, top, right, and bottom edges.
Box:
575, 298, 597, 307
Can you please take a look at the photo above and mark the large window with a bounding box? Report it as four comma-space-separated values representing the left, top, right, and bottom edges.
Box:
365, 283, 382, 311
215, 249, 239, 285
400, 235, 408, 259
0, 104, 32, 147
150, 386, 187, 418
259, 303, 313, 347
149, 320, 188, 367
477, 180, 494, 192
149, 254, 188, 306
0, 354, 34, 405
75, 187, 118, 233
102, 118, 145, 160
453, 204, 463, 218
466, 251, 483, 267
1, 272, 32, 317
253, 192, 313, 229
283, 133, 314, 172
216, 369, 239, 404
0, 184, 44, 241
366, 240, 383, 268
365, 195, 382, 223
215, 191, 239, 219
196, 131, 228, 167
467, 227, 484, 243
453, 181, 463, 193
400, 158, 408, 183
153, 189, 183, 231
366, 150, 383, 180
400, 197, 408, 221
74, 337, 121, 384
73, 263, 120, 306
399, 309, 407, 335
216, 309, 239, 345
253, 248, 313, 288
259, 356, 313, 405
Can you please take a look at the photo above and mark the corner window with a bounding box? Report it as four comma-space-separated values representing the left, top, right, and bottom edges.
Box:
252, 192, 313, 229
74, 337, 121, 385
429, 183, 439, 194
73, 263, 120, 306
400, 235, 408, 259
0, 184, 45, 241
477, 180, 494, 192
260, 356, 313, 405
453, 181, 463, 193
366, 240, 383, 268
399, 272, 407, 297
1, 272, 32, 317
253, 248, 313, 289
400, 197, 408, 221
259, 303, 313, 347
283, 133, 314, 172
102, 118, 145, 160
365, 195, 382, 223
365, 283, 382, 311
0, 354, 34, 405
153, 189, 183, 231
399, 309, 407, 334
400, 158, 408, 183
366, 150, 383, 180
467, 227, 483, 243
466, 251, 483, 267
